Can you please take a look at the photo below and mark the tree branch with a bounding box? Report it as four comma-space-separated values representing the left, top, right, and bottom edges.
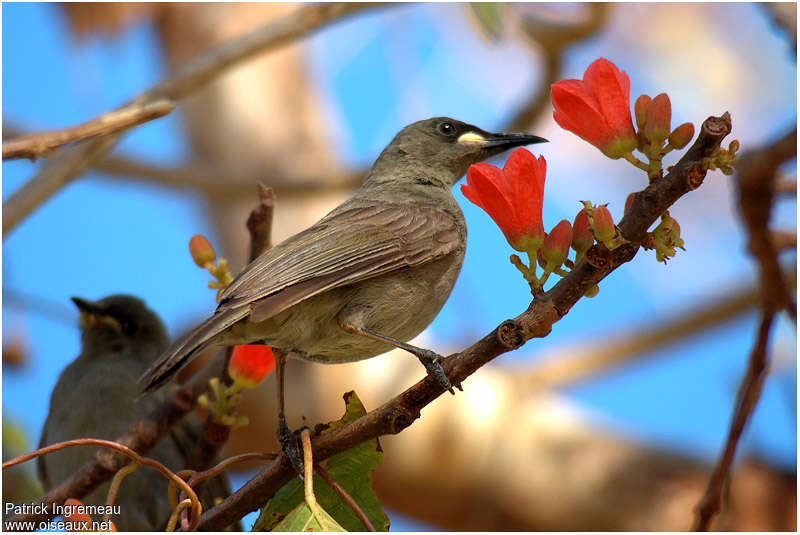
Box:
692, 127, 796, 531
196, 113, 733, 530
2, 100, 174, 161
2, 2, 376, 236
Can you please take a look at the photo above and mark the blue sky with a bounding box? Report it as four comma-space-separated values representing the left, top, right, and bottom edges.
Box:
3, 3, 796, 530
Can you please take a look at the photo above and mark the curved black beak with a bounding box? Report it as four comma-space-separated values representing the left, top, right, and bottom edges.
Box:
71, 297, 101, 314
483, 132, 548, 149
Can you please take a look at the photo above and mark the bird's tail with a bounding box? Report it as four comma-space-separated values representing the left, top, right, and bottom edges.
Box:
140, 308, 248, 393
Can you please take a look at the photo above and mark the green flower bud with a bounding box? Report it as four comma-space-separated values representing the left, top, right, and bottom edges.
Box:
668, 122, 695, 150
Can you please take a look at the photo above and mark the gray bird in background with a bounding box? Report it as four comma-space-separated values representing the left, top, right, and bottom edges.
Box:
38, 295, 231, 531
142, 117, 546, 464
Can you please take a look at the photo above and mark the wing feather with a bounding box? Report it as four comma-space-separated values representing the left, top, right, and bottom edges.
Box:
219, 202, 462, 322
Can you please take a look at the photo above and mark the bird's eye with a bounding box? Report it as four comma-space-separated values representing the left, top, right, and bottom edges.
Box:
437, 122, 456, 136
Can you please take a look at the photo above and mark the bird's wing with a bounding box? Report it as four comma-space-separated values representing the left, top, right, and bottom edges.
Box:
218, 202, 462, 322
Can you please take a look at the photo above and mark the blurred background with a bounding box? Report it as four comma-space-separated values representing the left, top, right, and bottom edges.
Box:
2, 2, 796, 531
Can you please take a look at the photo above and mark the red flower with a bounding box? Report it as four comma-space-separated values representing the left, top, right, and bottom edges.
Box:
228, 345, 275, 388
551, 58, 637, 159
461, 148, 546, 252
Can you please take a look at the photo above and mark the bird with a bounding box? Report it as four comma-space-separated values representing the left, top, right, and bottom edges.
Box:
141, 117, 546, 466
38, 295, 231, 531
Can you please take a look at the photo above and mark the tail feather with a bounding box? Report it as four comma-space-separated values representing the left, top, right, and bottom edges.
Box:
140, 309, 248, 393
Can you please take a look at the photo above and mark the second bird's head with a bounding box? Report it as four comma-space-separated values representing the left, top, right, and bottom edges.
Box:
71, 295, 168, 355
372, 117, 547, 185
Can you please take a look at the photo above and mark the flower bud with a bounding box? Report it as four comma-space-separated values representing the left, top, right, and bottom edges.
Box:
189, 234, 216, 267
571, 209, 593, 258
728, 139, 740, 154
668, 122, 694, 150
592, 205, 616, 243
541, 220, 572, 270
643, 93, 671, 146
584, 284, 599, 298
624, 192, 636, 214
228, 345, 275, 388
634, 94, 651, 130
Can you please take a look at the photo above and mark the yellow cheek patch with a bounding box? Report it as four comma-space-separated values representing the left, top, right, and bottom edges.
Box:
457, 132, 487, 144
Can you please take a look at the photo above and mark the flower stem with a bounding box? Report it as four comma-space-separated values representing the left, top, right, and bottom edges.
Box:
623, 152, 650, 172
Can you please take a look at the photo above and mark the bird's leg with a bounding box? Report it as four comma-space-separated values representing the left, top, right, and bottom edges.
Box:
338, 320, 459, 394
273, 348, 304, 474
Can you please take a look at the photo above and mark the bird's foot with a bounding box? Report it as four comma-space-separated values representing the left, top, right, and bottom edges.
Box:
277, 416, 306, 475
415, 349, 460, 394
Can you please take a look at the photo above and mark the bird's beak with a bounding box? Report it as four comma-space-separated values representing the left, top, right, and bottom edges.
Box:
71, 297, 121, 333
71, 297, 101, 315
457, 131, 548, 150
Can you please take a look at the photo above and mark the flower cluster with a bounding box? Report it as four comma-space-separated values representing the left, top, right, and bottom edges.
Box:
462, 148, 582, 294
551, 58, 698, 183
198, 345, 276, 428
464, 57, 731, 292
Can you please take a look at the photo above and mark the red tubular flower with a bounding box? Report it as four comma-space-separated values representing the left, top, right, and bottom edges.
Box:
461, 147, 546, 253
228, 345, 275, 388
551, 58, 637, 159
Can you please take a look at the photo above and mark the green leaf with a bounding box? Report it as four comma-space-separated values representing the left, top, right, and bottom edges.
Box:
253, 392, 390, 532
467, 3, 506, 42
271, 501, 346, 532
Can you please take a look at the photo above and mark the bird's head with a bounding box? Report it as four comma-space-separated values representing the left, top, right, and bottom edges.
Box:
371, 117, 547, 186
71, 295, 168, 355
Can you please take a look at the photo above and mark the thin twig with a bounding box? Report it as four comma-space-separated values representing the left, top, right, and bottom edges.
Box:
103, 463, 139, 522
692, 127, 796, 530
2, 438, 202, 531
4, 354, 224, 526
2, 100, 174, 161
195, 113, 733, 530
508, 3, 610, 132
166, 499, 194, 532
691, 309, 776, 531
2, 3, 376, 236
314, 464, 376, 532
301, 429, 327, 528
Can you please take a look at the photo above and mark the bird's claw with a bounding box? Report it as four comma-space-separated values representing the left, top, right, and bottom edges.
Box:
277, 418, 306, 475
417, 350, 456, 394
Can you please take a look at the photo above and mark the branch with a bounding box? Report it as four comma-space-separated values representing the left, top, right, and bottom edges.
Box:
2, 2, 375, 236
692, 127, 796, 531
196, 113, 733, 530
2, 100, 174, 161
